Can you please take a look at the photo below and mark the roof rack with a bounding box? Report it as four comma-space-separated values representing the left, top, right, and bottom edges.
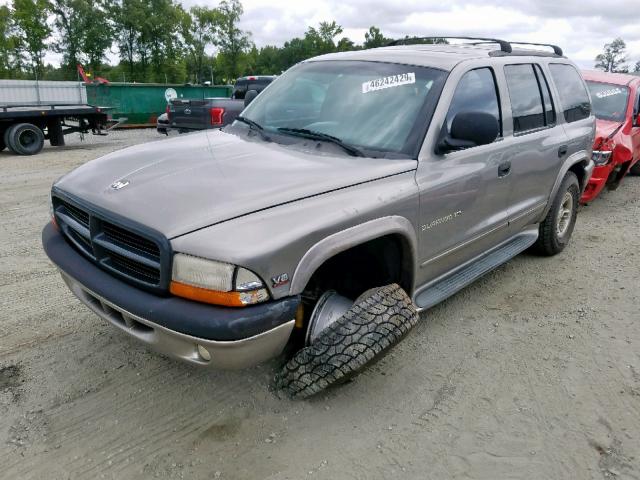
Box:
508, 41, 563, 56
386, 37, 565, 57
386, 36, 512, 53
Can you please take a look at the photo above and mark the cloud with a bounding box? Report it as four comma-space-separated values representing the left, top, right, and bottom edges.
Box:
227, 0, 640, 68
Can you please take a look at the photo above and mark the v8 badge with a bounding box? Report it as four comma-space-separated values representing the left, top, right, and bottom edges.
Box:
271, 273, 289, 288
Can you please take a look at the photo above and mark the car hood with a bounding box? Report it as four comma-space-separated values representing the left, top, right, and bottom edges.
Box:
55, 129, 417, 238
593, 118, 625, 147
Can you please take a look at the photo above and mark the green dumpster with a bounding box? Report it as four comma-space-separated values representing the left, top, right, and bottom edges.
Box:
85, 83, 233, 127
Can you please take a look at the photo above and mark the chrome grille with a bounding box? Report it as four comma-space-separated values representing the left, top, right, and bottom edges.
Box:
53, 196, 170, 292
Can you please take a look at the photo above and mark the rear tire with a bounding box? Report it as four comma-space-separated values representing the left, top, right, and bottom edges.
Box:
275, 283, 419, 399
8, 123, 44, 155
533, 172, 579, 256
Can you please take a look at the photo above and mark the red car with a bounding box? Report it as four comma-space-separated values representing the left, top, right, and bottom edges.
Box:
581, 70, 640, 203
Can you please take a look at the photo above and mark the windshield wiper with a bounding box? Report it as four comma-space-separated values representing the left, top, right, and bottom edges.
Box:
276, 127, 365, 157
235, 116, 270, 140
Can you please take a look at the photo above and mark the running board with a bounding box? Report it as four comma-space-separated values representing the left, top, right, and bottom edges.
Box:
414, 232, 538, 310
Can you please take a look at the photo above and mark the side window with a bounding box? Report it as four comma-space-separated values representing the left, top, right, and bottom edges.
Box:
504, 64, 546, 133
445, 67, 502, 137
548, 64, 591, 123
534, 64, 556, 126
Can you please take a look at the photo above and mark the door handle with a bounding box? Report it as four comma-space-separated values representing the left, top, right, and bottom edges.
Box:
498, 160, 511, 178
558, 145, 568, 157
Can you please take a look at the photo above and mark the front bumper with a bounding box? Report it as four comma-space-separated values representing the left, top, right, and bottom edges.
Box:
42, 223, 299, 369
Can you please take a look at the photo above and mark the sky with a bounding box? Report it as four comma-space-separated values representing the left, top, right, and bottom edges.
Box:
7, 0, 640, 70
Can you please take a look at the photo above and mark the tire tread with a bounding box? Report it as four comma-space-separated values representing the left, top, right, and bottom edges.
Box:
275, 284, 418, 399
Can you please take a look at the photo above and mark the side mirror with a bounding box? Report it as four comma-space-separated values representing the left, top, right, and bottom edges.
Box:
244, 89, 259, 107
436, 111, 499, 154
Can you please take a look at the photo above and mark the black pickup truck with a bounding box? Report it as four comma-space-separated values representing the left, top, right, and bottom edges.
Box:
161, 75, 275, 134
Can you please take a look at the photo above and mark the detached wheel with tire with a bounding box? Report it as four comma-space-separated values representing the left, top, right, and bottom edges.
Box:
276, 283, 419, 399
533, 171, 579, 256
6, 123, 45, 155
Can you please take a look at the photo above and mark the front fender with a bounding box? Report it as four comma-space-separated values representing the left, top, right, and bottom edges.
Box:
289, 216, 418, 295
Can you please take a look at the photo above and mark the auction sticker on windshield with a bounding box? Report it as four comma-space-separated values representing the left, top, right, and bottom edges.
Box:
595, 87, 624, 99
362, 73, 416, 93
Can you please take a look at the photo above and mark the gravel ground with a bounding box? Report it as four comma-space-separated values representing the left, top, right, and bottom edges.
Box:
1, 129, 639, 480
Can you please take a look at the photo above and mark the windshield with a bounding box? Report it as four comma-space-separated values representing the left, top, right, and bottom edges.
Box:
240, 60, 446, 157
586, 81, 630, 122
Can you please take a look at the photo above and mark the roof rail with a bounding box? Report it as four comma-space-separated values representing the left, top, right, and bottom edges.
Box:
386, 36, 513, 54
508, 41, 563, 56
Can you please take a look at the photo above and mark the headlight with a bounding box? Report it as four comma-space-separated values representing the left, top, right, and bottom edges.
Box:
592, 150, 612, 166
170, 253, 269, 307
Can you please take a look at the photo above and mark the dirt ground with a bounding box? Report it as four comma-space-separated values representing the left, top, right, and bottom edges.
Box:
1, 129, 639, 480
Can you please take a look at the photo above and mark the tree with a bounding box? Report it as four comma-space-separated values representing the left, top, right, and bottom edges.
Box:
216, 0, 251, 81
112, 0, 147, 81
181, 6, 219, 83
12, 0, 52, 77
634, 61, 640, 73
144, 0, 185, 83
363, 26, 389, 49
0, 5, 23, 76
595, 38, 628, 73
51, 0, 84, 76
80, 0, 113, 75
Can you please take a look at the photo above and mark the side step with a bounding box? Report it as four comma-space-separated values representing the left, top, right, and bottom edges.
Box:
414, 231, 538, 310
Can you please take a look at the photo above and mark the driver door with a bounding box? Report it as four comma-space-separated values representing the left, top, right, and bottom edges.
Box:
415, 66, 514, 286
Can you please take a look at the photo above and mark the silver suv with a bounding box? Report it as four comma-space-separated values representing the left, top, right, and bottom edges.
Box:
43, 37, 595, 398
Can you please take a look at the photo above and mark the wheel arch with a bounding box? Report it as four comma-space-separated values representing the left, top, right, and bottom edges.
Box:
289, 216, 418, 297
541, 152, 593, 218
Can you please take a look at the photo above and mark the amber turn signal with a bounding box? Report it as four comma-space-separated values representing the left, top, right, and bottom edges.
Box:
170, 281, 246, 307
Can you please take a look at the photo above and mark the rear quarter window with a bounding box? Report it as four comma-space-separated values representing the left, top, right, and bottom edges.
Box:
548, 64, 591, 123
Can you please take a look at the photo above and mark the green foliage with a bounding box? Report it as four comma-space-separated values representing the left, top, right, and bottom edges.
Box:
364, 26, 389, 49
12, 0, 52, 76
181, 5, 219, 83
0, 5, 24, 76
216, 0, 251, 81
0, 0, 487, 85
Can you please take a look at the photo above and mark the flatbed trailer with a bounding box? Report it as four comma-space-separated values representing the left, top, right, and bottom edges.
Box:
0, 104, 110, 155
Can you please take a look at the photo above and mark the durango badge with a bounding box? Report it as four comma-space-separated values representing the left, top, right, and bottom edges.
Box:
110, 179, 130, 190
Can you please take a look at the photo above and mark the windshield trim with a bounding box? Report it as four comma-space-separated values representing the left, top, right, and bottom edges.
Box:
586, 80, 630, 122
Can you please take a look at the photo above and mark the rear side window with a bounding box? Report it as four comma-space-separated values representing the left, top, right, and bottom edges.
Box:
504, 64, 546, 133
548, 64, 591, 123
445, 67, 502, 137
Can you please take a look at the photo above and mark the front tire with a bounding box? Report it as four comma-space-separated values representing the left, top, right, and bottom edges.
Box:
276, 283, 419, 399
630, 161, 640, 176
533, 171, 579, 256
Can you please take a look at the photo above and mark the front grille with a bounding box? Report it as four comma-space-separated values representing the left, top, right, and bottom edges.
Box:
62, 201, 90, 229
103, 221, 160, 259
107, 251, 161, 284
53, 195, 170, 292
